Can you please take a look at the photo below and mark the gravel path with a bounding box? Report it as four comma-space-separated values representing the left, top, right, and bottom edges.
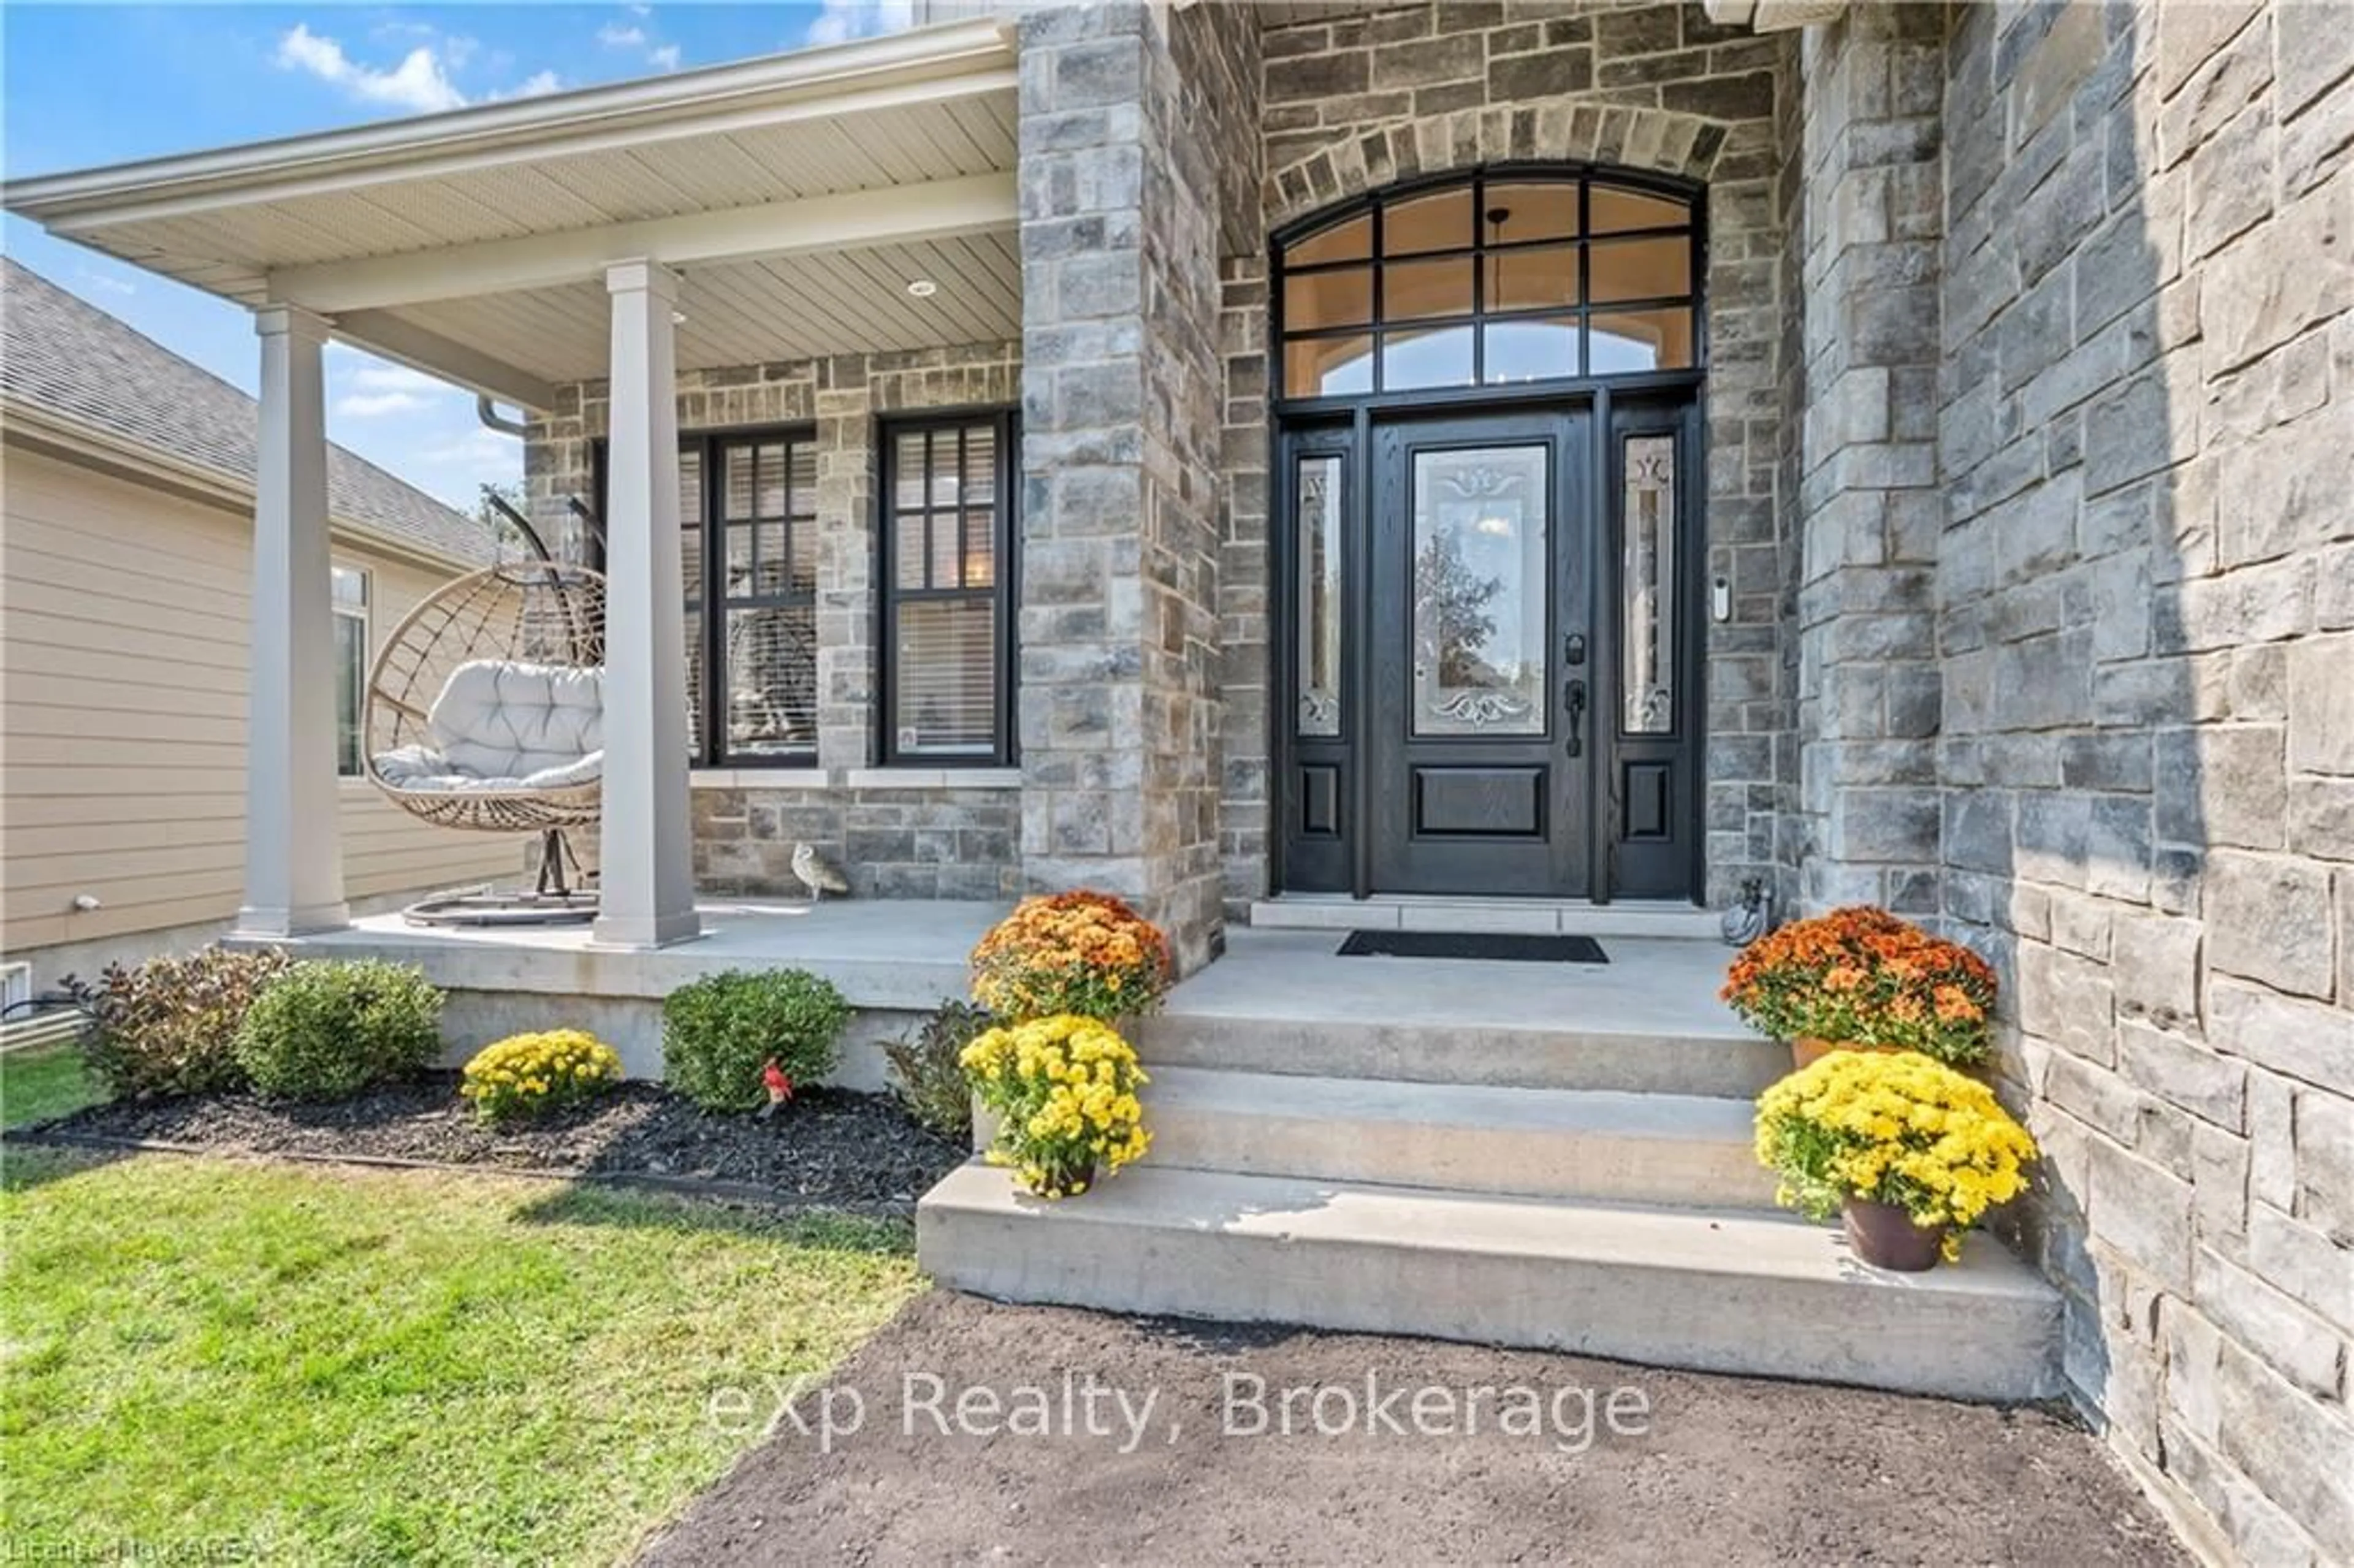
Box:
638, 1291, 2190, 1567
34, 1076, 964, 1214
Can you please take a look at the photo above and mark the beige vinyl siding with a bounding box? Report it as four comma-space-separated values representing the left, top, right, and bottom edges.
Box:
0, 445, 526, 956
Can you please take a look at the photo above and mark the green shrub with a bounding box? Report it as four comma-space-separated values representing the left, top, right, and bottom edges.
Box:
67, 945, 294, 1098
232, 961, 444, 1102
662, 969, 850, 1113
460, 1030, 624, 1125
883, 1000, 989, 1141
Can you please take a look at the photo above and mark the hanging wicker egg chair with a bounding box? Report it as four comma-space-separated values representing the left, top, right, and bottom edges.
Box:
364, 558, 606, 924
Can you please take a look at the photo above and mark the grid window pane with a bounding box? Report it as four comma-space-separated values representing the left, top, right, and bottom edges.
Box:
1276, 175, 1699, 397
1382, 256, 1473, 322
1289, 212, 1371, 267
1590, 186, 1688, 234
723, 604, 817, 756
962, 509, 996, 587
755, 442, 788, 516
1590, 308, 1697, 372
679, 447, 703, 526
883, 415, 1012, 763
962, 426, 996, 508
1381, 323, 1474, 390
1385, 187, 1471, 254
725, 444, 756, 520
896, 516, 929, 590
930, 514, 962, 589
1588, 236, 1692, 304
893, 599, 996, 757
1286, 335, 1374, 397
1483, 316, 1580, 384
754, 522, 791, 592
790, 443, 818, 517
788, 517, 818, 595
1286, 266, 1373, 331
895, 432, 929, 511
1485, 183, 1579, 243
1487, 245, 1580, 312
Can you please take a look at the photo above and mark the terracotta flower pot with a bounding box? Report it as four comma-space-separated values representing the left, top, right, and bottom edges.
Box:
1843, 1197, 1948, 1272
1789, 1035, 1892, 1070
1789, 1036, 1997, 1084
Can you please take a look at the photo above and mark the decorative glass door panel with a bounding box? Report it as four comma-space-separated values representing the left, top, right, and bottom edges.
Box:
1620, 434, 1675, 734
1368, 411, 1590, 897
1410, 444, 1548, 737
1297, 454, 1344, 738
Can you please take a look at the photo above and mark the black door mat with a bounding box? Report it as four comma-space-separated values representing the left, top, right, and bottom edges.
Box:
1336, 930, 1609, 964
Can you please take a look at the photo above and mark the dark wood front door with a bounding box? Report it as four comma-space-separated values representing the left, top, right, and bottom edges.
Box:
1366, 409, 1591, 896
1278, 394, 1703, 902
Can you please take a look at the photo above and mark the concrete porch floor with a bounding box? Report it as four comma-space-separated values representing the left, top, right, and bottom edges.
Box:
297, 897, 1004, 1010
291, 904, 1759, 1089
1167, 928, 1749, 1040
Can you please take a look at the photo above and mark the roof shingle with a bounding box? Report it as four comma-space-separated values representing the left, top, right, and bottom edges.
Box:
1, 257, 495, 566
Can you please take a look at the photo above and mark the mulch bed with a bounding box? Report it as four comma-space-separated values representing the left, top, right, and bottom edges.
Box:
20, 1076, 966, 1215
638, 1292, 2193, 1567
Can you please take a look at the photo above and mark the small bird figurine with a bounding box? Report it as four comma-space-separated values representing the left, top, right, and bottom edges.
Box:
791, 842, 850, 902
758, 1058, 794, 1120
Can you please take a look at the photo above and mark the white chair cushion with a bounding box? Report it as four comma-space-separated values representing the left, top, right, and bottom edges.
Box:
429, 660, 603, 780
372, 660, 604, 792
374, 743, 604, 793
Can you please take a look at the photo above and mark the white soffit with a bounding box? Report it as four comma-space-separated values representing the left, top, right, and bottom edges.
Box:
1, 20, 1021, 409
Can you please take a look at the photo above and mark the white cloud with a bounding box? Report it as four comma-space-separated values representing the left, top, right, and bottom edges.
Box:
351, 365, 451, 396
597, 23, 647, 48
804, 0, 915, 47
500, 69, 564, 100
337, 390, 430, 418
275, 23, 467, 114
647, 44, 682, 71
77, 269, 136, 298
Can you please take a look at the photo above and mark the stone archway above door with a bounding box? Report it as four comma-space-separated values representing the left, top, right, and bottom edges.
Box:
1266, 104, 1735, 233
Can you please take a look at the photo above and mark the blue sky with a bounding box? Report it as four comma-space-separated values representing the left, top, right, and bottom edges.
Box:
3, 2, 913, 509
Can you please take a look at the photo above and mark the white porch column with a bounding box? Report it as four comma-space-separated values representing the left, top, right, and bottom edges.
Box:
595, 259, 699, 947
234, 305, 349, 938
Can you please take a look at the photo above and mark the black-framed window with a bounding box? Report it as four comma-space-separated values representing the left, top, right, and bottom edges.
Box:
600, 427, 820, 766
1276, 170, 1701, 400
880, 411, 1017, 764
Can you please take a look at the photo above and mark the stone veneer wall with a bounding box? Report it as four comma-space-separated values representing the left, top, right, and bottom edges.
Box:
1230, 0, 1798, 913
1014, 2, 1258, 969
1928, 3, 2352, 1561
524, 344, 1026, 901
1786, 4, 1949, 918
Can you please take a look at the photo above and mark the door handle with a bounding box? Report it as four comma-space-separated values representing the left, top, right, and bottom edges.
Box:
1564, 678, 1588, 757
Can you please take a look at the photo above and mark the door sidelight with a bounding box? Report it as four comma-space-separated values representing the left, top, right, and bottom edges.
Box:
1564, 677, 1588, 756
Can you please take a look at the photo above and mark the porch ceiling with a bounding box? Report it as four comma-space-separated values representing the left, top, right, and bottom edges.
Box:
2, 20, 1020, 408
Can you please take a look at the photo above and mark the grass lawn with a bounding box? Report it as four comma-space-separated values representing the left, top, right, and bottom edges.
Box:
0, 1043, 102, 1129
1, 1147, 923, 1565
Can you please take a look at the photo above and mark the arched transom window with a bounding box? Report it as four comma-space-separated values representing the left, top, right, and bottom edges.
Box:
1277, 172, 1700, 400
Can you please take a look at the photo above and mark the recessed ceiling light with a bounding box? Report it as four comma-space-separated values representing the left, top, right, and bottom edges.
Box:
905, 278, 938, 299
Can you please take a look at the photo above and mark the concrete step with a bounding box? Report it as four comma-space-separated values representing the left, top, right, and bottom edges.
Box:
1145, 1066, 1778, 1209
1251, 896, 1723, 940
918, 1163, 2064, 1404
1132, 1011, 1788, 1098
